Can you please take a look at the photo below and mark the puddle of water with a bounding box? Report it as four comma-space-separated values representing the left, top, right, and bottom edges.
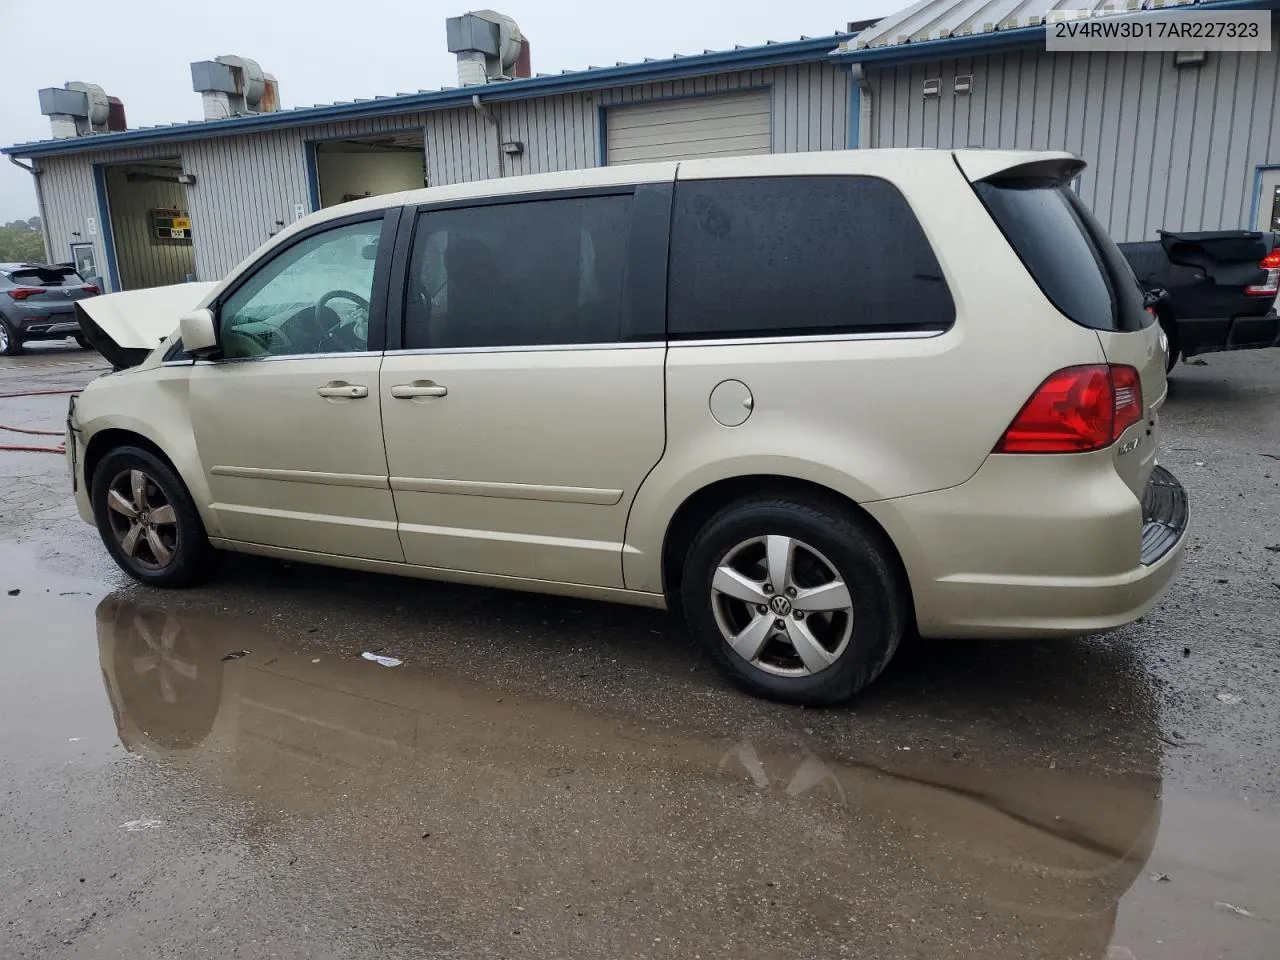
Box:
2, 552, 1276, 959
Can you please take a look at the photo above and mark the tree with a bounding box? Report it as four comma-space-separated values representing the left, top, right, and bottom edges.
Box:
0, 218, 47, 263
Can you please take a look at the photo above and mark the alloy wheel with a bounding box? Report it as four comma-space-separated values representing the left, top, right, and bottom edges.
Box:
710, 535, 854, 677
105, 468, 180, 571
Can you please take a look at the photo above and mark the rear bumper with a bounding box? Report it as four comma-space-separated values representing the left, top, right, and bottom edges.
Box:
865, 456, 1189, 639
21, 318, 80, 338
1179, 309, 1280, 356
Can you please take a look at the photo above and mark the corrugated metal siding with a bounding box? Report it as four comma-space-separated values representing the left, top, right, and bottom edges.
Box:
35, 155, 104, 279
34, 61, 849, 285
605, 89, 773, 163
868, 40, 1280, 241
102, 167, 193, 289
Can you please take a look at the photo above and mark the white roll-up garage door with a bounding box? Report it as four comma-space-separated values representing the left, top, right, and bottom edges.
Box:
605, 89, 772, 165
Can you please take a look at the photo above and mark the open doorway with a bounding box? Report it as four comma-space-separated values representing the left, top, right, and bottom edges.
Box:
100, 158, 196, 291
314, 133, 426, 209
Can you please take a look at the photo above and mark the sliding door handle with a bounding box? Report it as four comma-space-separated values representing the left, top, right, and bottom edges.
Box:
317, 382, 368, 399
390, 381, 448, 399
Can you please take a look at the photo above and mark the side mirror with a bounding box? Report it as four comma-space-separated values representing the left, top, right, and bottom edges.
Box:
179, 308, 218, 356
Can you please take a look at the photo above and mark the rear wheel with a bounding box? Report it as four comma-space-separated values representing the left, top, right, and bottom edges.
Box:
74, 333, 92, 350
680, 495, 907, 705
91, 446, 215, 587
1159, 316, 1180, 373
0, 318, 21, 356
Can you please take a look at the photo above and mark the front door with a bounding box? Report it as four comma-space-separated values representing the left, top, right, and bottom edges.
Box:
188, 213, 403, 562
379, 189, 669, 587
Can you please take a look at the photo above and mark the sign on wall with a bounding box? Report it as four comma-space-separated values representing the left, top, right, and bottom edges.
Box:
151, 208, 193, 244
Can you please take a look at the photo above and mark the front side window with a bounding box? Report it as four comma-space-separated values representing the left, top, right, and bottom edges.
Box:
218, 220, 382, 359
667, 176, 955, 340
403, 195, 632, 349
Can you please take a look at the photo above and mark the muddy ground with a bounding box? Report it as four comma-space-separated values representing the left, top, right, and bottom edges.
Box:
1, 343, 1278, 959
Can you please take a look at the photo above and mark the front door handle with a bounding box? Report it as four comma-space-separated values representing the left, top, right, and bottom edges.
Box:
390, 381, 448, 399
317, 381, 369, 399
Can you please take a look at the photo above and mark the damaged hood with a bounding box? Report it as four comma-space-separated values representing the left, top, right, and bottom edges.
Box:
76, 281, 219, 369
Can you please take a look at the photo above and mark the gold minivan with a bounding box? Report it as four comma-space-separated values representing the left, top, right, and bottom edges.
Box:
70, 149, 1188, 704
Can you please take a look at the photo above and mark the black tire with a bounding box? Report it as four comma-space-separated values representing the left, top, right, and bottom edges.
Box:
0, 318, 21, 356
1160, 317, 1179, 374
91, 445, 216, 587
74, 333, 92, 350
680, 494, 907, 706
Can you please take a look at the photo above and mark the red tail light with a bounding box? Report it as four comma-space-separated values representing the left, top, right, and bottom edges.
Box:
995, 364, 1144, 454
5, 286, 44, 300
1245, 248, 1280, 297
81, 284, 100, 295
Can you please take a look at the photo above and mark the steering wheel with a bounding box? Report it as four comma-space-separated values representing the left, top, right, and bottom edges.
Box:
315, 289, 371, 350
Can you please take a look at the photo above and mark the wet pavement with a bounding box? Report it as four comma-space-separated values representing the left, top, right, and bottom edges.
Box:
1, 342, 1278, 959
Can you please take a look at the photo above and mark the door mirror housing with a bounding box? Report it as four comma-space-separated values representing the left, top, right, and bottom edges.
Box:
179, 308, 218, 356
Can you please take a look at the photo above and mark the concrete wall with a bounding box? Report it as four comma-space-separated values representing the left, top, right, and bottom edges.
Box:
316, 148, 424, 207
866, 40, 1280, 242
102, 167, 194, 290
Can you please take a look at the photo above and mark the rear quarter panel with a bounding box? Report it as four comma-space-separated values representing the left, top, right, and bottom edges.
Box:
623, 151, 1108, 594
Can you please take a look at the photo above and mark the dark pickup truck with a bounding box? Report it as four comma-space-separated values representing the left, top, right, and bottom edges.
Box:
1120, 231, 1280, 371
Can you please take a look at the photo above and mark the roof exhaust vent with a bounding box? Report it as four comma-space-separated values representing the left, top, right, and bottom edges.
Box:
446, 10, 530, 86
190, 55, 280, 120
38, 82, 125, 139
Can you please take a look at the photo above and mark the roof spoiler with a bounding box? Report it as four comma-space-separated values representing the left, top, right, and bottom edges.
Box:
952, 150, 1085, 184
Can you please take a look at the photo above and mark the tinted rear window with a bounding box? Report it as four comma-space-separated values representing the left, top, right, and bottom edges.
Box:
7, 267, 82, 286
667, 176, 954, 340
973, 179, 1150, 332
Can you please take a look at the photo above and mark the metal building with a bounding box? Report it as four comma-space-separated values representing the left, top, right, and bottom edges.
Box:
2, 27, 853, 292
4, 1, 1279, 289
835, 0, 1280, 241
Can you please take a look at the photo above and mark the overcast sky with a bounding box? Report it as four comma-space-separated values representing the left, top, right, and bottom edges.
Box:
0, 0, 903, 224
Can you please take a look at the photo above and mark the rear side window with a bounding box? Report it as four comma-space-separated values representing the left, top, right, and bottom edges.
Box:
667, 176, 954, 340
7, 267, 82, 286
974, 178, 1150, 332
404, 195, 632, 349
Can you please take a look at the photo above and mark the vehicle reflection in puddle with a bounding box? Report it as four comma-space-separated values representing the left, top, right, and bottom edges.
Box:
95, 596, 1165, 959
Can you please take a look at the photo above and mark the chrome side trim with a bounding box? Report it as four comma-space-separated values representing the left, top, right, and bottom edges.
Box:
390, 476, 623, 505
386, 341, 662, 357
193, 349, 383, 366
668, 329, 948, 348
395, 521, 619, 553
210, 465, 389, 489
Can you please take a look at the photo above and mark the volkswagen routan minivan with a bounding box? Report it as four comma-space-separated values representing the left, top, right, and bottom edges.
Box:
69, 149, 1188, 704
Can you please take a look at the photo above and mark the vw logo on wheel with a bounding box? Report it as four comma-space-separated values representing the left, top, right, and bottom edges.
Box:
769, 595, 792, 616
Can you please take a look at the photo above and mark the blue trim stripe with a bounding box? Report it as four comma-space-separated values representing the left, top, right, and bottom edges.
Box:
596, 104, 608, 166
304, 140, 321, 211
91, 163, 120, 292
5, 34, 852, 159
847, 76, 860, 149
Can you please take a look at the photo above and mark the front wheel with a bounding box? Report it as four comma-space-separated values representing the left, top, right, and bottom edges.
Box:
680, 495, 907, 705
74, 333, 92, 350
91, 446, 215, 587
